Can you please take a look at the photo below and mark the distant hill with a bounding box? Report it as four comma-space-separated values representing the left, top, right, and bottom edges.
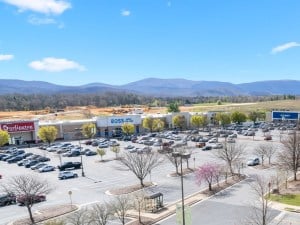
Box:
1, 78, 300, 97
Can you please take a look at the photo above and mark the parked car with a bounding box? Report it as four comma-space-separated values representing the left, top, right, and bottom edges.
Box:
57, 161, 81, 171
7, 155, 24, 163
16, 194, 46, 206
85, 150, 97, 156
38, 165, 55, 173
63, 150, 80, 157
0, 193, 16, 206
247, 158, 260, 166
31, 162, 47, 170
227, 138, 236, 143
195, 142, 205, 148
84, 140, 93, 145
24, 160, 39, 168
202, 146, 212, 151
98, 143, 109, 148
124, 145, 135, 150
264, 135, 272, 141
36, 156, 50, 162
58, 171, 78, 179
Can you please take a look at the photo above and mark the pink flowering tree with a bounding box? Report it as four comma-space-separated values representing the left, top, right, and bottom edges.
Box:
195, 163, 220, 191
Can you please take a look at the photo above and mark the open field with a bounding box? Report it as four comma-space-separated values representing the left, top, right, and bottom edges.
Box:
1, 99, 300, 121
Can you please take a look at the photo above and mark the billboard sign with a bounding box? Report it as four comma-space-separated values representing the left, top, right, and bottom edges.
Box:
272, 111, 299, 120
0, 122, 35, 133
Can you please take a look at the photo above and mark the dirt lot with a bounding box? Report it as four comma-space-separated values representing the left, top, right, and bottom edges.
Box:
2, 99, 300, 121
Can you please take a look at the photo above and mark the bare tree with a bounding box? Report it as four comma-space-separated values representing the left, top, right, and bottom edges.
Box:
264, 143, 277, 165
165, 146, 192, 174
1, 174, 52, 224
213, 142, 245, 175
246, 175, 274, 225
66, 208, 90, 225
254, 145, 267, 166
131, 190, 147, 224
165, 152, 181, 174
89, 203, 112, 225
109, 195, 132, 225
119, 152, 162, 187
277, 131, 300, 181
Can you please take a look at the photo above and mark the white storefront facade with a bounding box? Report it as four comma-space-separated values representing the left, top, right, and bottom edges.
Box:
0, 120, 39, 144
96, 115, 142, 137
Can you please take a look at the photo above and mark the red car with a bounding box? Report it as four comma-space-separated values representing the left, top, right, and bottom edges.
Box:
16, 194, 46, 206
264, 135, 272, 141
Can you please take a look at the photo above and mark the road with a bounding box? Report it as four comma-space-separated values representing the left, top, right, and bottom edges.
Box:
155, 175, 282, 225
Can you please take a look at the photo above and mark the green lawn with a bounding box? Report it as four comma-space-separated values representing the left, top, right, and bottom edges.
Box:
268, 194, 300, 206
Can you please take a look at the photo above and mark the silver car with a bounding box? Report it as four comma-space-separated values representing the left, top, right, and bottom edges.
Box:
58, 171, 78, 179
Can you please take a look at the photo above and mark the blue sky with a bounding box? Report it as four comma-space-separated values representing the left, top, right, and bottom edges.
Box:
0, 0, 300, 86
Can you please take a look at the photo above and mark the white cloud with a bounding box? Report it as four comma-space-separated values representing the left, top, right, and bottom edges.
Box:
2, 0, 71, 15
28, 15, 56, 25
29, 57, 86, 72
121, 9, 131, 16
0, 54, 14, 61
271, 42, 300, 54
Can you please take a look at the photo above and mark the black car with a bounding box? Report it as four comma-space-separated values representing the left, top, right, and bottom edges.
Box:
24, 160, 39, 168
36, 156, 50, 162
202, 146, 212, 151
0, 154, 9, 160
7, 155, 24, 163
1, 154, 15, 161
0, 193, 16, 206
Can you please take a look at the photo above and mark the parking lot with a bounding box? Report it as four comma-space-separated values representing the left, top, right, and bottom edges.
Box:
0, 123, 289, 224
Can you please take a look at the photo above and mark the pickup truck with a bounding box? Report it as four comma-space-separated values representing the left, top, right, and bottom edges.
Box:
57, 161, 82, 171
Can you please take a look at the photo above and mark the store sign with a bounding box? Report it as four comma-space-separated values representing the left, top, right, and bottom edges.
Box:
272, 111, 299, 120
110, 118, 134, 124
0, 122, 35, 133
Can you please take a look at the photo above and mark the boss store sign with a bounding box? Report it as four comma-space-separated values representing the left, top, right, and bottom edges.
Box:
0, 122, 35, 133
97, 115, 141, 127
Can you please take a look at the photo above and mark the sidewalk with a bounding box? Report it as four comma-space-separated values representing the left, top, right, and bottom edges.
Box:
126, 176, 244, 225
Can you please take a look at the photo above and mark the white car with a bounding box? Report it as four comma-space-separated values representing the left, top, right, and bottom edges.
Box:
247, 158, 260, 166
124, 145, 135, 150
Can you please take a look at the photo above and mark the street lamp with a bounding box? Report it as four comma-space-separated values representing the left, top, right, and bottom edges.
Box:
75, 128, 85, 177
79, 141, 85, 177
172, 151, 191, 225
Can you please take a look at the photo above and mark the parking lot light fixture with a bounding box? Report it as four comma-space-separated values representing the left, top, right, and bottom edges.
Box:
75, 128, 85, 177
80, 143, 85, 177
172, 151, 190, 225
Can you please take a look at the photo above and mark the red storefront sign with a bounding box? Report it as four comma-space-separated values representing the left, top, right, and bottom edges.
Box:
0, 122, 35, 133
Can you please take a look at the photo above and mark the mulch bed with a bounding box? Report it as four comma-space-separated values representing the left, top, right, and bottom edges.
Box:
12, 205, 78, 225
109, 182, 155, 195
169, 168, 195, 177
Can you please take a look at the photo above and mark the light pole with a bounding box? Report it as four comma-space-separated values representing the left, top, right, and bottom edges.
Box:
79, 140, 85, 177
172, 151, 191, 225
75, 128, 85, 177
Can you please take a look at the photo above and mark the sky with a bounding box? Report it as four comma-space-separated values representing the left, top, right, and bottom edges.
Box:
0, 0, 300, 86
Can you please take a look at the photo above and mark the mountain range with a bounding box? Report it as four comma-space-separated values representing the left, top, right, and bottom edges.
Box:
1, 78, 300, 97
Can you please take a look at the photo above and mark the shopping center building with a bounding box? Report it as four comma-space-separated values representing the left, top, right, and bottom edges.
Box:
0, 120, 39, 144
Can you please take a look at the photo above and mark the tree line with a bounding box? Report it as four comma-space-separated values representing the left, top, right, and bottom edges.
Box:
0, 92, 296, 111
